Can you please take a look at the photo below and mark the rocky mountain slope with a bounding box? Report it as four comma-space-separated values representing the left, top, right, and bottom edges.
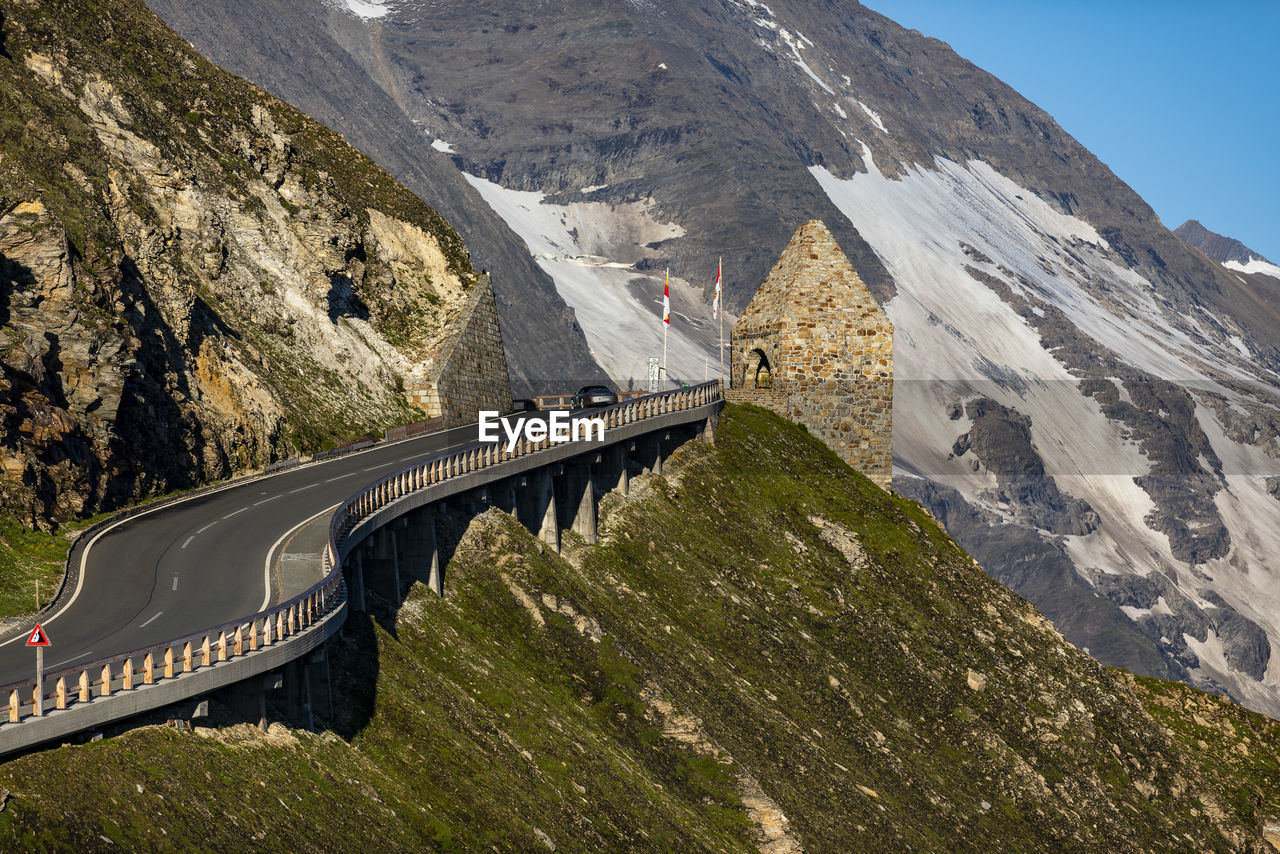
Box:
5, 406, 1280, 851
0, 0, 501, 527
142, 0, 1280, 717
1176, 220, 1280, 281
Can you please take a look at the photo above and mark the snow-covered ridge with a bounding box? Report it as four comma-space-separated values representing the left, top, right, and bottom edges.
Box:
1225, 257, 1280, 281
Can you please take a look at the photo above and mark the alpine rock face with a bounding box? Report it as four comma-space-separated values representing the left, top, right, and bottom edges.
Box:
0, 0, 506, 526
144, 0, 1280, 715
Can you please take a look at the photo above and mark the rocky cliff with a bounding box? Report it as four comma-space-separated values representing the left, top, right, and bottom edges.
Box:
0, 0, 497, 527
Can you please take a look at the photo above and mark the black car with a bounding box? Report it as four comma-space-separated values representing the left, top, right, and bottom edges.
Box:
510, 398, 538, 413
570, 385, 619, 410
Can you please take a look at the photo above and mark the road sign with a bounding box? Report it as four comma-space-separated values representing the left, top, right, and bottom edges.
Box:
26, 623, 50, 647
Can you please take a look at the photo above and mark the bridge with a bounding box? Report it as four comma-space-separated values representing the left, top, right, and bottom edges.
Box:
0, 381, 723, 756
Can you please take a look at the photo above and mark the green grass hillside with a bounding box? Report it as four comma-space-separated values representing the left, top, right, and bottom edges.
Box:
0, 405, 1278, 851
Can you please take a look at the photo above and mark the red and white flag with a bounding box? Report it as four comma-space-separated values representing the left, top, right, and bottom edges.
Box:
663, 273, 671, 327
712, 259, 721, 320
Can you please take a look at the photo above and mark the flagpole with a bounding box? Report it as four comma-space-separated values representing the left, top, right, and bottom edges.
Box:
662, 267, 669, 388
718, 256, 724, 386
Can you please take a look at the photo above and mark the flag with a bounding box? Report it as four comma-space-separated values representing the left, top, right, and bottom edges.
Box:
712, 259, 721, 320
663, 273, 671, 326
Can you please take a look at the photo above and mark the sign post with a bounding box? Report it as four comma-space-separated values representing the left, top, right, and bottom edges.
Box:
27, 623, 50, 717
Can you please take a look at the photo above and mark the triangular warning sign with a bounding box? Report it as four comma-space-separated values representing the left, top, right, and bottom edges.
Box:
26, 623, 50, 647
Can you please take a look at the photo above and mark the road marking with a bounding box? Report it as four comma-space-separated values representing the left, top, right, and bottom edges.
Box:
222, 507, 247, 520
261, 503, 341, 612
253, 495, 280, 506
0, 422, 464, 650
322, 473, 358, 483
181, 536, 194, 550
50, 651, 93, 669
288, 485, 310, 494
172, 576, 179, 591
139, 612, 164, 629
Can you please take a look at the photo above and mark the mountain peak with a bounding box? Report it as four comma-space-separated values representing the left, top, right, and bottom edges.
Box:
1174, 219, 1276, 269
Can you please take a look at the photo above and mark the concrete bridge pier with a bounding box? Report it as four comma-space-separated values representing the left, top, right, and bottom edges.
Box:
365, 527, 400, 604
616, 445, 630, 497
638, 434, 665, 476
347, 550, 367, 612
567, 460, 597, 545
522, 466, 559, 553
494, 478, 518, 516
701, 410, 719, 444
399, 508, 442, 596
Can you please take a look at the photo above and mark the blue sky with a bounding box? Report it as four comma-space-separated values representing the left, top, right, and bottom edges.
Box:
866, 0, 1280, 263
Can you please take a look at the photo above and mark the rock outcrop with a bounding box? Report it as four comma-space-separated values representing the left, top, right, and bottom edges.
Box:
0, 0, 506, 526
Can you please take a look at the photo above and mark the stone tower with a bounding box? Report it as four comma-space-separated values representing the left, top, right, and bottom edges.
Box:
725, 220, 893, 489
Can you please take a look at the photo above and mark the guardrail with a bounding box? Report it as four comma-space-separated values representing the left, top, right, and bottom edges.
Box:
329, 380, 722, 557
0, 381, 721, 742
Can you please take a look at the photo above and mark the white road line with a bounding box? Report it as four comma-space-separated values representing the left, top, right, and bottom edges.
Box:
261, 503, 341, 612
172, 576, 179, 591
253, 495, 280, 506
288, 486, 310, 494
139, 612, 164, 629
322, 473, 358, 483
181, 536, 194, 549
360, 464, 385, 472
196, 521, 217, 534
222, 507, 247, 520
50, 651, 93, 669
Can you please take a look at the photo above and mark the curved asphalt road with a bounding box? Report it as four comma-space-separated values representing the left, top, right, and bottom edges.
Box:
0, 423, 485, 685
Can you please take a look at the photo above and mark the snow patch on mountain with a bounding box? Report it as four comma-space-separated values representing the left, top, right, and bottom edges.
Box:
808, 148, 1280, 713
1225, 257, 1280, 281
853, 99, 886, 133
337, 0, 391, 20
459, 174, 722, 387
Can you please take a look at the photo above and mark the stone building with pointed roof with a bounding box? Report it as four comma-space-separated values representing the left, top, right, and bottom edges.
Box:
725, 220, 893, 488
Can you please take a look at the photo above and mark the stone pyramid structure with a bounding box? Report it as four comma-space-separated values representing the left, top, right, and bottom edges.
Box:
726, 220, 893, 488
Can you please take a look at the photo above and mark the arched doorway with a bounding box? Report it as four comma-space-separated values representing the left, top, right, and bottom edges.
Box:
746, 349, 772, 389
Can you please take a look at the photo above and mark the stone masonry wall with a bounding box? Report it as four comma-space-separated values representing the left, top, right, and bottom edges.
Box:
725, 221, 893, 489
422, 274, 513, 426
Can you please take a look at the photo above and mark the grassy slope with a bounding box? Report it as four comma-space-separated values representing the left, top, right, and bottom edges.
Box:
0, 406, 1277, 850
0, 518, 67, 621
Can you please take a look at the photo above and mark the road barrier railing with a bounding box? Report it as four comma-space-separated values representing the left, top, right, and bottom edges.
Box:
329, 380, 722, 552
0, 381, 721, 744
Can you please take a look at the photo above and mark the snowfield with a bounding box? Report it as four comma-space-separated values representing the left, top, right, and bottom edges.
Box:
461, 174, 725, 387
809, 146, 1280, 713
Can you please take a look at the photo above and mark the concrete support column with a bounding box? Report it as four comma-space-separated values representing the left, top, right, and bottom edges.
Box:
570, 462, 597, 545
389, 522, 403, 602
424, 512, 442, 597
350, 549, 367, 612
535, 468, 560, 553
612, 445, 629, 497
701, 411, 719, 444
